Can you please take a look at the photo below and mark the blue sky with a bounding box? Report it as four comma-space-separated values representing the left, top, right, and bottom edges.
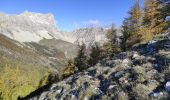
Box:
0, 0, 144, 31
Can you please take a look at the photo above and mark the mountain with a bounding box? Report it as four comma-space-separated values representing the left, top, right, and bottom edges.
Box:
0, 11, 108, 46
0, 11, 79, 66
59, 27, 108, 46
0, 11, 109, 61
0, 11, 59, 42
24, 34, 170, 100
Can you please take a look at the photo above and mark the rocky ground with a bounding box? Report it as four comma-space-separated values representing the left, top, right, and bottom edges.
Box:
27, 36, 170, 100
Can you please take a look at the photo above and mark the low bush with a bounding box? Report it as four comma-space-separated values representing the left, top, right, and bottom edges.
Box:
133, 66, 146, 82
62, 60, 76, 78
133, 84, 150, 99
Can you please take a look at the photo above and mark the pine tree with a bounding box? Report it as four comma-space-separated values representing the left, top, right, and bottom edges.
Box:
88, 43, 101, 66
74, 43, 88, 71
104, 24, 121, 58
121, 19, 131, 51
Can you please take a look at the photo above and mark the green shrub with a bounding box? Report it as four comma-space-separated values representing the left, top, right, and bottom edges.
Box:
133, 66, 146, 82
133, 84, 150, 99
117, 92, 129, 100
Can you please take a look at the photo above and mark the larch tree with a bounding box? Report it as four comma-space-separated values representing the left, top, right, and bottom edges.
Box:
142, 0, 168, 41
121, 0, 142, 50
131, 0, 143, 35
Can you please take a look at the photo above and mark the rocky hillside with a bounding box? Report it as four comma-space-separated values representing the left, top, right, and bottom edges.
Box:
39, 39, 78, 59
27, 35, 170, 100
0, 34, 56, 100
0, 32, 78, 99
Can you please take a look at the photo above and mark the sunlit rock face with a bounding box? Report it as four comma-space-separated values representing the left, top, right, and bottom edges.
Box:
0, 11, 59, 42
60, 27, 108, 47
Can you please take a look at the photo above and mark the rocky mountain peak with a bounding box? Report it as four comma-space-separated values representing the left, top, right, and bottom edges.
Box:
20, 11, 56, 26
0, 11, 58, 42
62, 27, 108, 47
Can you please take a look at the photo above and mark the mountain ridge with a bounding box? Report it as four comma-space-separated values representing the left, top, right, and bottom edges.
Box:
0, 11, 108, 46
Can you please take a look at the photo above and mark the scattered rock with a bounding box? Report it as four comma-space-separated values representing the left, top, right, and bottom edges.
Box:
114, 71, 124, 78
149, 91, 163, 98
132, 52, 140, 59
88, 69, 96, 77
166, 81, 170, 92
99, 79, 110, 94
122, 58, 132, 67
117, 91, 128, 100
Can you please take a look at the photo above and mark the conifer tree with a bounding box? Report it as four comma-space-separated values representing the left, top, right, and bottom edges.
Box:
142, 0, 168, 41
121, 19, 131, 51
131, 0, 143, 35
104, 24, 120, 58
88, 43, 101, 66
74, 43, 88, 71
121, 0, 142, 50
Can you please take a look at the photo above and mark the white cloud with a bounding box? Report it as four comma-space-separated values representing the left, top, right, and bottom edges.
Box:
73, 19, 102, 29
73, 23, 81, 29
83, 20, 101, 27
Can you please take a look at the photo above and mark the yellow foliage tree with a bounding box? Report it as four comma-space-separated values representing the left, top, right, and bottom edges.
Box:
142, 0, 168, 41
0, 64, 41, 100
62, 60, 76, 78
